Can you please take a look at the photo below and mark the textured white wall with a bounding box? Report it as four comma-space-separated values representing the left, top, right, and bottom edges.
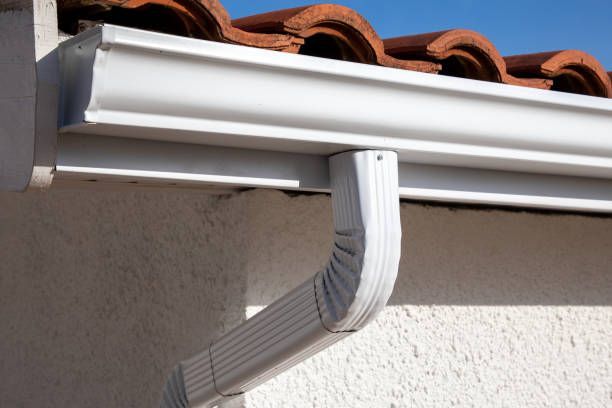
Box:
0, 189, 249, 407
0, 188, 610, 407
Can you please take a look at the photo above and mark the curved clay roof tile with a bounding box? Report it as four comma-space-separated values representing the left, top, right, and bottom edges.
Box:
58, 0, 610, 98
58, 0, 302, 50
233, 4, 439, 73
505, 50, 612, 98
384, 29, 550, 89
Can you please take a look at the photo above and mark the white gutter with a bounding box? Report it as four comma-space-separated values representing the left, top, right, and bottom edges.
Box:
57, 25, 612, 213
160, 149, 401, 407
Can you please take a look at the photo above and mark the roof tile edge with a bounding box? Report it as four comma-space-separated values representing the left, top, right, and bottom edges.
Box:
58, 0, 611, 98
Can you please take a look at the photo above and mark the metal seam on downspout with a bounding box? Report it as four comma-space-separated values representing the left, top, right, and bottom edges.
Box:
160, 149, 402, 407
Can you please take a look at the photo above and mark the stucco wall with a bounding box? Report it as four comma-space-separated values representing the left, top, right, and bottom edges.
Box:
1, 188, 610, 407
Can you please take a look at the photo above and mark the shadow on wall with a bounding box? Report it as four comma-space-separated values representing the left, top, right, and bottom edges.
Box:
241, 190, 612, 308
390, 203, 612, 306
0, 189, 248, 408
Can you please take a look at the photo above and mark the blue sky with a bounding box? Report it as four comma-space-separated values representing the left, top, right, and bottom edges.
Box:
224, 0, 612, 69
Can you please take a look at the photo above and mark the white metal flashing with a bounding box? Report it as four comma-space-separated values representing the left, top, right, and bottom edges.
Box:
160, 150, 401, 408
56, 133, 612, 213
56, 25, 612, 212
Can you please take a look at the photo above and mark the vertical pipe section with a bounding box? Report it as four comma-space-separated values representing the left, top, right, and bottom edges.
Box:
160, 150, 401, 408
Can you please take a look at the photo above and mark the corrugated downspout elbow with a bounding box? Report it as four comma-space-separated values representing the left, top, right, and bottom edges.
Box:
161, 150, 402, 408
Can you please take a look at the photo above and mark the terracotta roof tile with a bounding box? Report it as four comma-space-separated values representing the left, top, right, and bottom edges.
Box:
58, 0, 302, 50
233, 5, 439, 73
505, 50, 611, 97
384, 30, 551, 89
57, 0, 611, 98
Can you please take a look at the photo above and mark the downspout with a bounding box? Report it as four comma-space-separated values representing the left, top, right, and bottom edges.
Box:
161, 149, 402, 408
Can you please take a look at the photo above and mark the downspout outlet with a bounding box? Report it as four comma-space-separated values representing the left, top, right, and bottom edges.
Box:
161, 150, 402, 408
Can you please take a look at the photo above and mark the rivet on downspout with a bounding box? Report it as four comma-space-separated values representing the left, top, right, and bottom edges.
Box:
160, 149, 402, 408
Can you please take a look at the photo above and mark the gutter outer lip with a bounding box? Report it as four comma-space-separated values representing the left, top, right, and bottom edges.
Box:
88, 25, 612, 112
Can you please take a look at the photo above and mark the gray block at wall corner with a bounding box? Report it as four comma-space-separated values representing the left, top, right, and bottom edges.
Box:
0, 0, 58, 191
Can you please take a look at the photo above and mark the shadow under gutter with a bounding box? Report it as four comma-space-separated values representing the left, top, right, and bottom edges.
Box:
161, 150, 402, 407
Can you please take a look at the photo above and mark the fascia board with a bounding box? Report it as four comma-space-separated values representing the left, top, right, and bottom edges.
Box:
56, 134, 612, 213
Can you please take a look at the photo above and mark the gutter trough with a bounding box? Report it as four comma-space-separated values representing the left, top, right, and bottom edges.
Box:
57, 25, 612, 213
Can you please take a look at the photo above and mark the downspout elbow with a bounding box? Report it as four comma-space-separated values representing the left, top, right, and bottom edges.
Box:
316, 150, 401, 333
161, 150, 401, 408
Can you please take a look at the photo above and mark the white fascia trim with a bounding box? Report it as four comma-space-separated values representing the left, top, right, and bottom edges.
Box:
399, 188, 612, 212
56, 165, 301, 189
55, 134, 612, 213
160, 150, 401, 408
